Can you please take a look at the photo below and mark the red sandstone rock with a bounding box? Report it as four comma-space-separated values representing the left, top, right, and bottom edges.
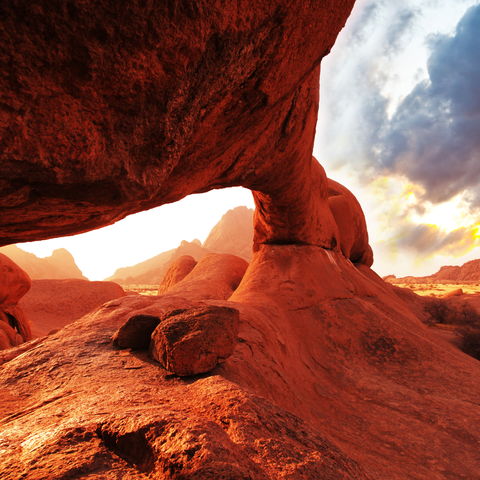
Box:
327, 176, 373, 266
1, 2, 477, 478
110, 206, 255, 286
19, 279, 125, 337
1, 246, 480, 479
0, 253, 31, 306
150, 305, 240, 376
112, 314, 160, 350
0, 1, 354, 254
157, 255, 197, 294
161, 253, 248, 300
0, 245, 85, 279
0, 253, 32, 349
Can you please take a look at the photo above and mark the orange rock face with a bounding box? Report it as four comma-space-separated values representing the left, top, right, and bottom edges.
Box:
0, 253, 32, 349
150, 305, 240, 376
327, 177, 373, 266
157, 255, 197, 294
0, 0, 355, 255
1, 2, 478, 479
160, 253, 249, 300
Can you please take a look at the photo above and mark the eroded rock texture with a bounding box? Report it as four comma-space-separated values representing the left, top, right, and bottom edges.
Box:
1, 1, 479, 479
0, 0, 355, 254
0, 253, 32, 348
157, 255, 197, 294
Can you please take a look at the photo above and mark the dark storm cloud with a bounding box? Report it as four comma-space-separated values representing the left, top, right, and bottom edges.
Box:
393, 223, 478, 256
377, 5, 480, 205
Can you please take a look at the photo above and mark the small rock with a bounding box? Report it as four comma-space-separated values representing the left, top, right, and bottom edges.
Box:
150, 305, 239, 376
112, 314, 160, 349
442, 288, 464, 298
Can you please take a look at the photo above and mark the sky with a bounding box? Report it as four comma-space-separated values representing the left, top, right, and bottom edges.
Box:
18, 0, 480, 280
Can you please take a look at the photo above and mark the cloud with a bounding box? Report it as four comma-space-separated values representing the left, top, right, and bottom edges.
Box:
392, 223, 480, 257
377, 4, 480, 206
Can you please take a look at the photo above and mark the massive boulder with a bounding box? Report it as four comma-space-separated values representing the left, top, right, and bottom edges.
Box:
327, 177, 373, 266
158, 253, 249, 300
157, 255, 197, 294
0, 254, 32, 349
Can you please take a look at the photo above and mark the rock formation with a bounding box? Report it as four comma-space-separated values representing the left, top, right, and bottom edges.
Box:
0, 254, 32, 349
109, 240, 207, 285
157, 255, 197, 294
387, 258, 480, 284
0, 0, 355, 252
19, 279, 126, 337
110, 206, 254, 286
0, 245, 86, 279
158, 253, 248, 300
150, 305, 240, 376
203, 206, 254, 261
1, 2, 479, 479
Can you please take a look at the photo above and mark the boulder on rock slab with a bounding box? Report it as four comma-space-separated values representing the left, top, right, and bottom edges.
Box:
150, 305, 240, 376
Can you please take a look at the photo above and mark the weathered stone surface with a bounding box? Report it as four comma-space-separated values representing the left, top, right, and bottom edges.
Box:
327, 177, 373, 266
0, 0, 355, 256
157, 255, 197, 294
0, 253, 32, 349
112, 314, 160, 350
0, 253, 31, 306
162, 253, 248, 300
1, 247, 480, 478
150, 305, 240, 376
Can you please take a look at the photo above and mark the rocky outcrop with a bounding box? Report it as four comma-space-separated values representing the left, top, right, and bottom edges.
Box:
0, 0, 356, 256
0, 254, 32, 349
203, 206, 254, 261
0, 245, 85, 279
387, 259, 480, 284
157, 255, 197, 294
431, 259, 480, 282
159, 253, 248, 300
2, 247, 480, 479
327, 177, 373, 266
2, 2, 478, 479
19, 279, 126, 337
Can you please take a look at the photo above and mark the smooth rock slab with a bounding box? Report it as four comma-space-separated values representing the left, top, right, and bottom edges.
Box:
151, 306, 240, 376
